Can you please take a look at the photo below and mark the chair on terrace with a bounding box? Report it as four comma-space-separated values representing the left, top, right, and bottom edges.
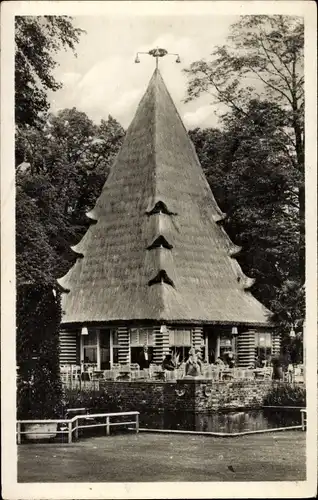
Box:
234, 368, 245, 380
165, 370, 177, 381
149, 364, 164, 380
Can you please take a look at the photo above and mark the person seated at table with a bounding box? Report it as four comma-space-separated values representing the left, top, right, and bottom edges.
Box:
223, 351, 235, 368
185, 348, 202, 377
215, 356, 225, 367
162, 352, 176, 372
253, 356, 263, 369
228, 353, 235, 369
271, 355, 283, 380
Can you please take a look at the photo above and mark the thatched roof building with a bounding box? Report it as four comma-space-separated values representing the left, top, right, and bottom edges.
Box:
58, 69, 277, 369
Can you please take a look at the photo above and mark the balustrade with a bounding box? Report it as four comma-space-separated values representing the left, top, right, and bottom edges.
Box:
60, 363, 303, 387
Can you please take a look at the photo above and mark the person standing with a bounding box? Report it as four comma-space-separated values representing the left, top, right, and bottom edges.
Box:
138, 344, 151, 369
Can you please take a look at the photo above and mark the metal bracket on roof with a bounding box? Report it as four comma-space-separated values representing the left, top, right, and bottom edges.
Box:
135, 47, 181, 69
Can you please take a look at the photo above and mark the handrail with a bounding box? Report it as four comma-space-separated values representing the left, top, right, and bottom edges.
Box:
17, 411, 140, 444
17, 419, 69, 424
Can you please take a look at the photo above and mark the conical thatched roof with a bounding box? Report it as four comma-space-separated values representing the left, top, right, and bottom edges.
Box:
58, 69, 270, 326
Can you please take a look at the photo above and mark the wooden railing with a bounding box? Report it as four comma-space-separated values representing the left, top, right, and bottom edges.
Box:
17, 411, 140, 444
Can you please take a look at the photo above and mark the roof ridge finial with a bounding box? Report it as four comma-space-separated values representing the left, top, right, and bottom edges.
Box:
135, 47, 181, 69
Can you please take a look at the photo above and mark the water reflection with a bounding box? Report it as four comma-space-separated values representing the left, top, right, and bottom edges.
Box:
140, 409, 301, 433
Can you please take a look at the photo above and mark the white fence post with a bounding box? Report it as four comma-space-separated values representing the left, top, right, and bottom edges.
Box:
74, 419, 79, 440
106, 416, 110, 436
17, 422, 21, 444
136, 413, 139, 434
68, 421, 73, 443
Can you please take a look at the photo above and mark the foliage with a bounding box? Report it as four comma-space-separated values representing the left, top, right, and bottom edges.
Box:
263, 383, 306, 407
189, 101, 304, 335
185, 15, 304, 171
16, 109, 125, 285
15, 16, 84, 127
17, 284, 65, 419
64, 387, 125, 414
186, 15, 304, 339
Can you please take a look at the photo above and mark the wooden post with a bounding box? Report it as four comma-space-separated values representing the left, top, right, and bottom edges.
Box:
17, 422, 21, 444
204, 332, 208, 363
96, 329, 101, 370
136, 413, 139, 434
301, 409, 306, 431
68, 421, 73, 444
215, 334, 220, 360
106, 416, 110, 436
74, 420, 79, 440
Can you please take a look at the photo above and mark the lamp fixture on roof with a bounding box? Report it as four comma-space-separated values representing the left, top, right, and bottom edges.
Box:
231, 326, 238, 335
134, 47, 181, 69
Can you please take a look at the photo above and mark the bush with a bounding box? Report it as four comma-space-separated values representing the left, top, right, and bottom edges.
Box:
263, 383, 306, 407
64, 387, 125, 415
17, 284, 65, 419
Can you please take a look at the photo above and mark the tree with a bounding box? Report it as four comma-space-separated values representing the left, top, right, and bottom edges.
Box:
185, 15, 304, 278
15, 16, 84, 127
17, 284, 65, 419
16, 108, 125, 285
189, 98, 303, 337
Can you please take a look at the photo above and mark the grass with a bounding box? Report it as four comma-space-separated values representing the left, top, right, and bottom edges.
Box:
18, 430, 305, 482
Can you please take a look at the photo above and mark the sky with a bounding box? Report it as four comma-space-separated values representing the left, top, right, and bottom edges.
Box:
48, 15, 238, 130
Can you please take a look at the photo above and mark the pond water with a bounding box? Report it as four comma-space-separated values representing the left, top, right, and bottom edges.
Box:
139, 408, 302, 434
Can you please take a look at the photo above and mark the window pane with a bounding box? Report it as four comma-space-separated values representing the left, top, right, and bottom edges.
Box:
100, 348, 110, 370
130, 329, 139, 345
100, 332, 110, 348
139, 329, 147, 346
259, 335, 266, 346
169, 330, 175, 345
83, 330, 97, 346
130, 328, 154, 346
147, 330, 154, 345
171, 346, 190, 364
131, 346, 153, 364
255, 332, 272, 348
170, 329, 191, 346
220, 337, 232, 348
83, 347, 97, 363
